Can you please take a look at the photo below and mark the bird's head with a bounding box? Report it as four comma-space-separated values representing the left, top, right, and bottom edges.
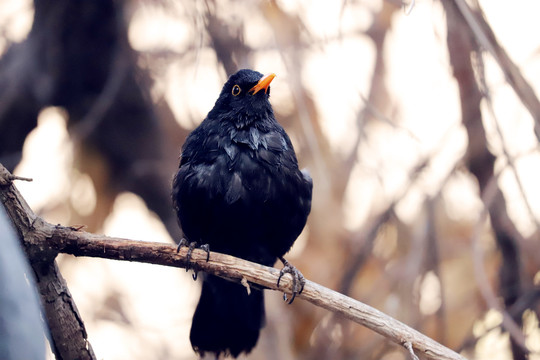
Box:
210, 69, 276, 128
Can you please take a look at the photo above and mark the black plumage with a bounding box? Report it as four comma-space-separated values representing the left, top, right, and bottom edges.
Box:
172, 69, 312, 358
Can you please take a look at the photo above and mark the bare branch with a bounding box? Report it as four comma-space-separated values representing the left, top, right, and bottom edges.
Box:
470, 173, 528, 351
454, 0, 540, 142
402, 0, 415, 15
442, 2, 530, 358
404, 341, 420, 360
36, 259, 97, 360
0, 165, 95, 360
0, 163, 466, 360
474, 52, 540, 233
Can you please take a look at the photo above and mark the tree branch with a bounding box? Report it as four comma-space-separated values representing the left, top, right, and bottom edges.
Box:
442, 2, 529, 358
0, 163, 466, 360
0, 166, 96, 360
453, 0, 540, 142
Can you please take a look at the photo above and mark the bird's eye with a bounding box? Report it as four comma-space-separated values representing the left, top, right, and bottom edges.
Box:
232, 85, 241, 96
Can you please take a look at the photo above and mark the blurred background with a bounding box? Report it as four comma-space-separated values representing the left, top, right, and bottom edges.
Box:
1, 0, 540, 359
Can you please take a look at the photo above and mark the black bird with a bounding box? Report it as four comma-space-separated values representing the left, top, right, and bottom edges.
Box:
172, 69, 312, 358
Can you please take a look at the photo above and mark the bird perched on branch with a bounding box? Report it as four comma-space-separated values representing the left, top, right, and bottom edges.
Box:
172, 69, 312, 358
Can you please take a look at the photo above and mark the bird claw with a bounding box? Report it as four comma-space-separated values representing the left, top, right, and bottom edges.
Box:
277, 257, 305, 304
177, 238, 210, 280
176, 238, 188, 253
199, 244, 210, 262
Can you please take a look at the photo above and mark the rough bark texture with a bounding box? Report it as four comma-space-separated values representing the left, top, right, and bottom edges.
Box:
34, 260, 96, 360
0, 167, 96, 360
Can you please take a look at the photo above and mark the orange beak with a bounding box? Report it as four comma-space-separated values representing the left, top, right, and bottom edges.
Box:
249, 73, 276, 95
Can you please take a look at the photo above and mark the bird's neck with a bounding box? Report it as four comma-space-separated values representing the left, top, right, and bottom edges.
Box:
221, 114, 278, 151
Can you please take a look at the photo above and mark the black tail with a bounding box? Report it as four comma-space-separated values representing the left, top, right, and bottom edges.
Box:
190, 274, 265, 358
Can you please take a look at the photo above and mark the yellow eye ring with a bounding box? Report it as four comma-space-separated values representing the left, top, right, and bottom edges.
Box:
232, 84, 241, 96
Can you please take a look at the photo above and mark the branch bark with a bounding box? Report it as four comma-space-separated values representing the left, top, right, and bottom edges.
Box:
0, 163, 466, 360
0, 166, 97, 360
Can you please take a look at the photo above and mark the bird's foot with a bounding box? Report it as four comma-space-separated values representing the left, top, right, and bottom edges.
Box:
176, 237, 188, 253
277, 257, 305, 304
177, 238, 210, 280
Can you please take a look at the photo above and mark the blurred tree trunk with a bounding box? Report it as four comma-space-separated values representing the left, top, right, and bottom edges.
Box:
442, 2, 527, 359
0, 0, 186, 239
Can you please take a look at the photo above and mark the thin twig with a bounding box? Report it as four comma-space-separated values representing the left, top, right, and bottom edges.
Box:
359, 93, 420, 142
404, 341, 420, 360
474, 52, 540, 233
454, 0, 540, 142
470, 173, 529, 350
403, 0, 415, 15
3, 174, 33, 184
